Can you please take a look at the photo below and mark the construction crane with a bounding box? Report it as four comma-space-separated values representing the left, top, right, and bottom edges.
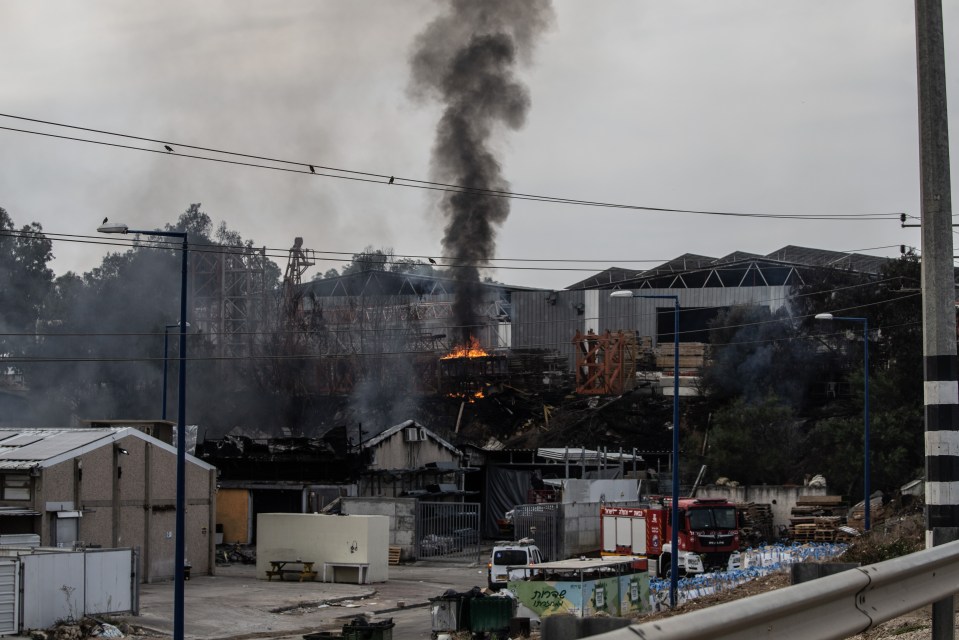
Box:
282, 237, 315, 323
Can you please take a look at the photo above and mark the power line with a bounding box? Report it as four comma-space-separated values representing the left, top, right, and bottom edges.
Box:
0, 270, 916, 343
0, 291, 921, 362
0, 228, 907, 275
0, 113, 904, 221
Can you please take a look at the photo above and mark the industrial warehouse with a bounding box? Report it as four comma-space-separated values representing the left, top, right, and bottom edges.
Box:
1, 2, 956, 638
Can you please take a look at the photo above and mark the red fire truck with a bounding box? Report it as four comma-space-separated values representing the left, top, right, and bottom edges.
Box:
600, 498, 742, 578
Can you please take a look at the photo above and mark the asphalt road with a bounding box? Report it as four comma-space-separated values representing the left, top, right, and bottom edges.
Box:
123, 560, 490, 640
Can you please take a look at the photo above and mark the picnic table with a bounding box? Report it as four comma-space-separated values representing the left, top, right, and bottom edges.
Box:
266, 559, 317, 582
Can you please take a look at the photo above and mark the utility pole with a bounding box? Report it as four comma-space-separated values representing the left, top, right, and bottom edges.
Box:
915, 2, 956, 638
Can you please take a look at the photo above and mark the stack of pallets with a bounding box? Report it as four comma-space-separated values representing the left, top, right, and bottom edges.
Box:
738, 502, 774, 544
788, 495, 847, 541
654, 342, 707, 371
847, 494, 886, 531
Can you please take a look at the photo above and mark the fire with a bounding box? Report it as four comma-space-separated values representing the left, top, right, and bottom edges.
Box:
448, 390, 485, 403
441, 336, 488, 359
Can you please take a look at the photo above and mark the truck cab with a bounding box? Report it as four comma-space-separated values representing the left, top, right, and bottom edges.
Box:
600, 498, 742, 579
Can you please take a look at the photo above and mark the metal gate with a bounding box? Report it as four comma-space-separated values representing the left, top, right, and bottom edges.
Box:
512, 503, 561, 562
20, 548, 136, 631
414, 501, 481, 563
0, 559, 18, 635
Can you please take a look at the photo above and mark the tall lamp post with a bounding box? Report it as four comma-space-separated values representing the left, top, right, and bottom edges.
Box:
162, 323, 185, 421
611, 290, 681, 607
99, 222, 188, 640
815, 313, 871, 531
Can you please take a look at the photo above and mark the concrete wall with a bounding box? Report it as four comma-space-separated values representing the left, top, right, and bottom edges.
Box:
559, 502, 610, 558
27, 433, 216, 583
341, 497, 416, 561
696, 485, 829, 532
256, 513, 389, 583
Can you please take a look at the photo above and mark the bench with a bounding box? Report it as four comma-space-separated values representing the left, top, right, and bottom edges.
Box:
322, 561, 370, 584
267, 560, 317, 582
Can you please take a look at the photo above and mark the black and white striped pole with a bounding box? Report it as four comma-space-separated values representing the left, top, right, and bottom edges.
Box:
915, 3, 956, 638
916, 0, 957, 544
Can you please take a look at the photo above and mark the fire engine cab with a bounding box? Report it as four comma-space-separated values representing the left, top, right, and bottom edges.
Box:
600, 498, 742, 578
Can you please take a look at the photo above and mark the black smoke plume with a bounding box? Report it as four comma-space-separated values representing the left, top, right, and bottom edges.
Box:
410, 0, 553, 343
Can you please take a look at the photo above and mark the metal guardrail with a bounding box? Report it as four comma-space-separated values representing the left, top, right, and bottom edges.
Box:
593, 539, 959, 640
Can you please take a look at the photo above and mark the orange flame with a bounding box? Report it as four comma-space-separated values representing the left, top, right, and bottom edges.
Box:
441, 336, 489, 359
448, 390, 485, 403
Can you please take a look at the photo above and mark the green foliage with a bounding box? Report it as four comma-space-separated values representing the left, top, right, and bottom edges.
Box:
700, 256, 925, 495
0, 208, 54, 353
12, 203, 281, 428
707, 396, 804, 485
338, 246, 435, 277
318, 268, 340, 280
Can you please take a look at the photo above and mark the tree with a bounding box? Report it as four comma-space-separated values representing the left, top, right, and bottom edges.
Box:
339, 246, 435, 277
702, 305, 815, 407
0, 207, 54, 358
317, 268, 340, 280
706, 395, 805, 485
17, 204, 284, 429
698, 255, 926, 495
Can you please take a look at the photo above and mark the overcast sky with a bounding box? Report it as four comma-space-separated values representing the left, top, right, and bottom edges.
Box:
1, 1, 956, 290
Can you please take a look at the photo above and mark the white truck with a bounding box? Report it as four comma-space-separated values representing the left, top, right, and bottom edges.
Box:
487, 538, 544, 590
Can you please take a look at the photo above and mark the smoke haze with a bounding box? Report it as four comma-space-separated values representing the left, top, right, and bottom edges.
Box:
409, 0, 554, 342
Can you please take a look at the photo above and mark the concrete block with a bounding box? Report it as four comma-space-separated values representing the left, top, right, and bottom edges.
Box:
791, 562, 860, 584
542, 615, 580, 640
581, 617, 632, 636
542, 615, 631, 640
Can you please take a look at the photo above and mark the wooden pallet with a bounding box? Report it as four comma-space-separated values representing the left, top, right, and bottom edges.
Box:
389, 546, 401, 566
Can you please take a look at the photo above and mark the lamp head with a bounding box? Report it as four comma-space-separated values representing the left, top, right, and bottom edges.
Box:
814, 313, 834, 321
97, 223, 129, 234
609, 290, 634, 298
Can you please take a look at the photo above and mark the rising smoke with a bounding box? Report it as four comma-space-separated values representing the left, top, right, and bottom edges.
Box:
410, 0, 554, 342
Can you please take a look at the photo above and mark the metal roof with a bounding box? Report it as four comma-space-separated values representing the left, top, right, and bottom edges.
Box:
536, 448, 643, 462
0, 429, 114, 466
0, 428, 215, 471
568, 245, 895, 290
508, 557, 640, 571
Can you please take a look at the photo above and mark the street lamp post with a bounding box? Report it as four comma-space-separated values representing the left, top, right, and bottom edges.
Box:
162, 323, 180, 421
99, 222, 188, 640
611, 290, 681, 608
815, 313, 871, 531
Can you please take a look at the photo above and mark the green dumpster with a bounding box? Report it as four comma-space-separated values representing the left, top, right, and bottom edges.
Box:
468, 597, 514, 634
341, 617, 394, 640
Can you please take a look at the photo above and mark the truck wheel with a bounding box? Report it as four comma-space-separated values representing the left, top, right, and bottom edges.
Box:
659, 554, 671, 579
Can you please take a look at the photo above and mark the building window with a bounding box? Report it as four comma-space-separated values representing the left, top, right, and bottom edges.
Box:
2, 474, 30, 500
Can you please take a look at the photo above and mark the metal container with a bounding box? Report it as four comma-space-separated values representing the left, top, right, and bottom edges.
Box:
468, 597, 514, 634
341, 618, 394, 640
429, 597, 463, 634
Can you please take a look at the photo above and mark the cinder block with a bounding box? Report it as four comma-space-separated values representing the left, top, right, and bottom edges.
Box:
791, 562, 860, 584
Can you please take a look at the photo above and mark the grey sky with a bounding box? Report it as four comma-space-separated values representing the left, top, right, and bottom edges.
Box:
1, 1, 955, 290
